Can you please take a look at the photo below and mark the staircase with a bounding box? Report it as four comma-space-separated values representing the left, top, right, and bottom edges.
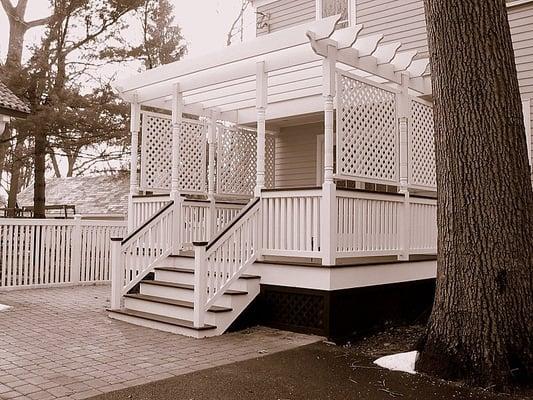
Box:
108, 198, 262, 338
108, 256, 260, 338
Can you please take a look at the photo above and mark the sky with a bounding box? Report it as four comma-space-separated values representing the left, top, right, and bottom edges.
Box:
0, 0, 255, 62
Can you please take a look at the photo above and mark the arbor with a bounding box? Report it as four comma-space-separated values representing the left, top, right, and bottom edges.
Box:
416, 0, 533, 389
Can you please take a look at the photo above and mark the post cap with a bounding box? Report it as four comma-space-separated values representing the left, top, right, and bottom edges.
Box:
110, 237, 124, 242
192, 241, 208, 246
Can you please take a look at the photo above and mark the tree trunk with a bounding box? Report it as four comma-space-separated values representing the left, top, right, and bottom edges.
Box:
7, 133, 24, 217
33, 131, 46, 218
417, 0, 533, 389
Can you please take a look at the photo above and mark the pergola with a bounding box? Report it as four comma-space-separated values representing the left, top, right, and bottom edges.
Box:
114, 14, 433, 204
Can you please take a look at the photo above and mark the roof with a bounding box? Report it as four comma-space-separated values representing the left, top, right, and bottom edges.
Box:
115, 15, 430, 125
0, 81, 31, 118
17, 172, 130, 216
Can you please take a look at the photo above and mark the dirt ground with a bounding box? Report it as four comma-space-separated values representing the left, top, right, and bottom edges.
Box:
89, 325, 532, 400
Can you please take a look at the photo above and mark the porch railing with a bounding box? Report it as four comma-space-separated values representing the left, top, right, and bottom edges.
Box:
0, 217, 127, 289
261, 189, 322, 258
131, 194, 172, 231
336, 189, 437, 258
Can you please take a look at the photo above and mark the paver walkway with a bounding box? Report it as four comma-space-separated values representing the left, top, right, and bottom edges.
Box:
0, 285, 320, 400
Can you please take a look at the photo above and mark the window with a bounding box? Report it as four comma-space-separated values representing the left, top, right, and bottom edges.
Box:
317, 0, 355, 28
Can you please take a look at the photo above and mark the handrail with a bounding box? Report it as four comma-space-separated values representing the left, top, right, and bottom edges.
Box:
192, 197, 262, 327
122, 201, 174, 246
206, 197, 260, 251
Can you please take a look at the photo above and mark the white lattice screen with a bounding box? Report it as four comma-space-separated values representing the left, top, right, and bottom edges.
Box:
141, 113, 172, 190
178, 119, 207, 193
265, 134, 276, 189
216, 125, 257, 196
409, 100, 436, 189
337, 72, 399, 184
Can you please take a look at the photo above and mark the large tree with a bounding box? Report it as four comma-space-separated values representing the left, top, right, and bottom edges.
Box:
416, 0, 533, 389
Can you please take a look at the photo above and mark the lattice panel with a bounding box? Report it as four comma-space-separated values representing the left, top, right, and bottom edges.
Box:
141, 114, 172, 190
178, 119, 207, 193
409, 101, 436, 188
217, 126, 257, 196
337, 74, 399, 183
265, 134, 276, 189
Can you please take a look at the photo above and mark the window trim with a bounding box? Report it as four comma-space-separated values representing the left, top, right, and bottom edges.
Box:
316, 0, 356, 26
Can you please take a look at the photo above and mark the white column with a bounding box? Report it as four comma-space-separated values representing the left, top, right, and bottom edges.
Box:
128, 99, 141, 232
321, 46, 337, 266
398, 73, 410, 194
207, 110, 218, 239
255, 61, 268, 197
171, 85, 184, 253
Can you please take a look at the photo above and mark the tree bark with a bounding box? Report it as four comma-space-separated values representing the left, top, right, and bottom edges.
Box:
7, 132, 24, 216
417, 0, 533, 389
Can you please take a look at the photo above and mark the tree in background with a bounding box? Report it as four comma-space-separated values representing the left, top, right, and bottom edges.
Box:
416, 0, 533, 389
101, 0, 187, 70
226, 0, 250, 46
0, 0, 187, 217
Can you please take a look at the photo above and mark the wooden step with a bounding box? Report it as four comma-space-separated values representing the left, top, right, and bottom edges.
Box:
141, 280, 248, 295
154, 266, 261, 280
124, 293, 232, 313
108, 308, 216, 331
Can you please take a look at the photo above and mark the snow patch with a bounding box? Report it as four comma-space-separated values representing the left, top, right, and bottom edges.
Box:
374, 351, 419, 374
0, 304, 12, 312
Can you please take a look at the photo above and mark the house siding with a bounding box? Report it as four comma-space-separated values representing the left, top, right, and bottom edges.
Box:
256, 0, 316, 36
274, 123, 322, 188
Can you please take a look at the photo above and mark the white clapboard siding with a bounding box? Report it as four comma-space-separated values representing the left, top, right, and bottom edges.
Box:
356, 0, 428, 54
257, 0, 316, 36
275, 122, 322, 188
0, 219, 127, 289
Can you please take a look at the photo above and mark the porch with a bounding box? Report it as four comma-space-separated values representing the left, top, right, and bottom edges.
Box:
109, 15, 437, 336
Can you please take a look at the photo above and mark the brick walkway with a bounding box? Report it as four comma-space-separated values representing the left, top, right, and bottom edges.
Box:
0, 285, 320, 400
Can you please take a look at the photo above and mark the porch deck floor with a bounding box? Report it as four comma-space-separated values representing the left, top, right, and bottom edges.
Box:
0, 285, 320, 400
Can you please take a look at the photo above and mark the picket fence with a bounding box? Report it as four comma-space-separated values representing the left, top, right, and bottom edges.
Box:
0, 217, 127, 289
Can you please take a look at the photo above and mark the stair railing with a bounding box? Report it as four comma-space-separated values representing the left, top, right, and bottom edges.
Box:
111, 201, 175, 309
192, 198, 261, 327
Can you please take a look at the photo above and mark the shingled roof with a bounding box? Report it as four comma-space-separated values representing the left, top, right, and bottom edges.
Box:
0, 81, 31, 118
17, 172, 130, 216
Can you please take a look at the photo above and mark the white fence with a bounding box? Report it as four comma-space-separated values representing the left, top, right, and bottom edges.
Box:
0, 218, 127, 289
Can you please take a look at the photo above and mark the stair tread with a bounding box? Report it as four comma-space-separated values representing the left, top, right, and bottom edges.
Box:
154, 266, 260, 280
108, 308, 216, 330
124, 293, 232, 313
141, 280, 248, 295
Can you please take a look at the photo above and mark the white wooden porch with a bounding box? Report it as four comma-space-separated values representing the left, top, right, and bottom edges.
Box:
108, 15, 437, 337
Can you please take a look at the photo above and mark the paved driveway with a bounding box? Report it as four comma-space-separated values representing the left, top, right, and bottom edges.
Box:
0, 285, 320, 400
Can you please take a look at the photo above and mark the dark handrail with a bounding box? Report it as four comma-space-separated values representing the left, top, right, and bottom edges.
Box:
121, 201, 174, 246
204, 197, 260, 251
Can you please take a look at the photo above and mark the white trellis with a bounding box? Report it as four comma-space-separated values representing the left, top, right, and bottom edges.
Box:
336, 71, 399, 184
408, 99, 436, 189
265, 134, 276, 189
216, 125, 257, 197
140, 112, 207, 193
140, 112, 173, 191
177, 118, 208, 193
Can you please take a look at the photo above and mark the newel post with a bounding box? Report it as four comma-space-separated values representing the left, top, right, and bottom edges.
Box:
71, 215, 82, 284
193, 242, 208, 328
321, 46, 338, 266
171, 85, 183, 254
110, 237, 124, 310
